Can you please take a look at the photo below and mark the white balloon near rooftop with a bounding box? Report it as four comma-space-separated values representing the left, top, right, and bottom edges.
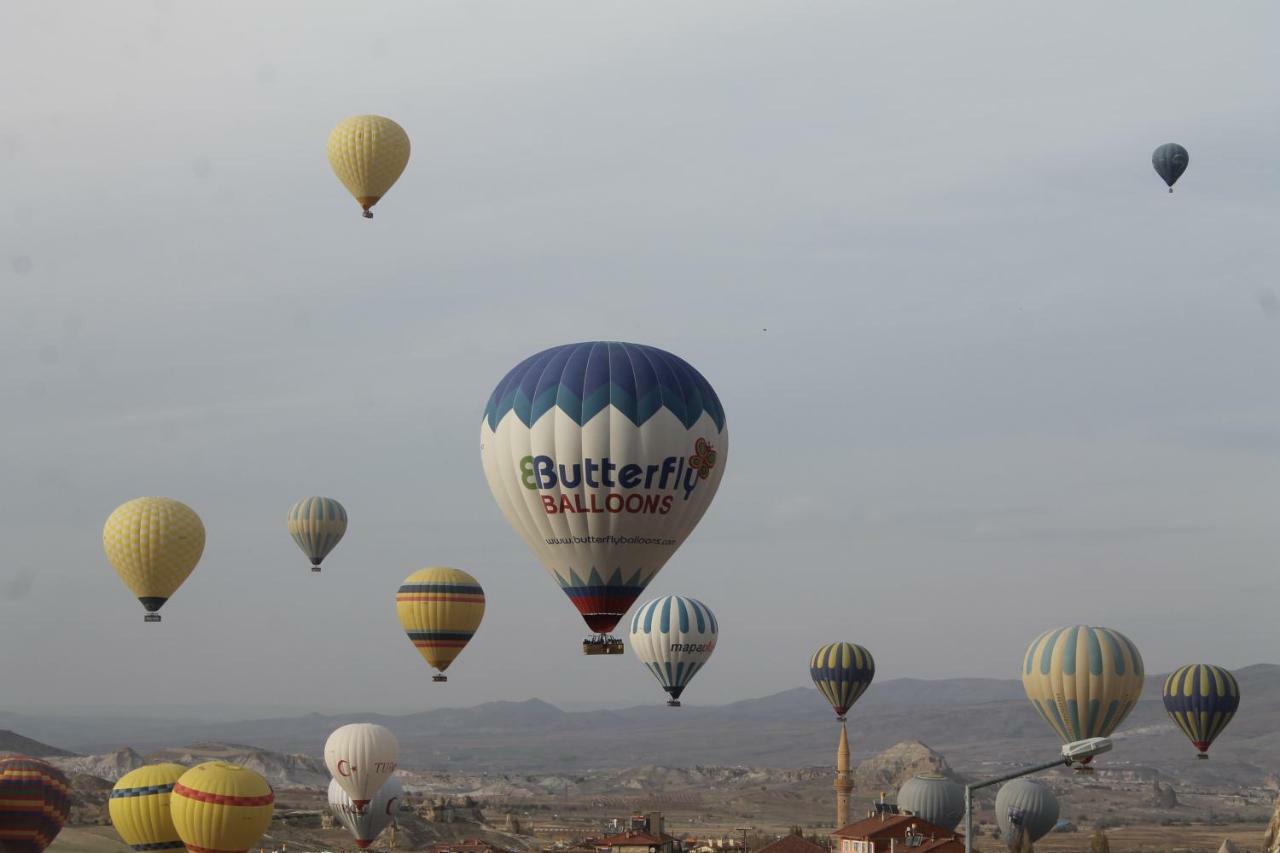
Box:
329, 776, 403, 849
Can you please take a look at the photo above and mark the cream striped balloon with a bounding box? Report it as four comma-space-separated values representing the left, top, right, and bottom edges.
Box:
287, 496, 347, 572
326, 115, 410, 218
102, 497, 205, 622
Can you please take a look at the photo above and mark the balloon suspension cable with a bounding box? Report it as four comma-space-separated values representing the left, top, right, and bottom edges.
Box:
432, 674, 447, 683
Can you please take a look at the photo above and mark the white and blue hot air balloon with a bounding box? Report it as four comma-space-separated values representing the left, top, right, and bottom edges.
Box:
328, 776, 403, 849
629, 594, 719, 706
480, 342, 728, 655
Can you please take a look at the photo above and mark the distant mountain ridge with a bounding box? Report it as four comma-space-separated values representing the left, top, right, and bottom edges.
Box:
0, 729, 77, 757
4, 665, 1279, 786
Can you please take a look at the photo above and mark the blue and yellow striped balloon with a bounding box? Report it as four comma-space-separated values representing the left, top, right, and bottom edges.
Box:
287, 496, 348, 571
109, 764, 187, 852
1162, 664, 1240, 759
1022, 626, 1144, 759
810, 642, 875, 720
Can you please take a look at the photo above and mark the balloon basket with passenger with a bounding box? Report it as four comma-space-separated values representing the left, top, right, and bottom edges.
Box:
583, 635, 624, 655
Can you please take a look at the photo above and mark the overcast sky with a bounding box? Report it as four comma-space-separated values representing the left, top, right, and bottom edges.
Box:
2, 1, 1279, 717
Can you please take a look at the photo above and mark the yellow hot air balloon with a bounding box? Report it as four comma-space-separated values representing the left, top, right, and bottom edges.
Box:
170, 762, 274, 853
1022, 625, 1144, 767
395, 567, 485, 682
326, 115, 410, 219
109, 763, 187, 852
103, 498, 205, 622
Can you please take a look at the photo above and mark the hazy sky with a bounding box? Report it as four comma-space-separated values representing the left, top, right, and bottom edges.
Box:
2, 1, 1279, 716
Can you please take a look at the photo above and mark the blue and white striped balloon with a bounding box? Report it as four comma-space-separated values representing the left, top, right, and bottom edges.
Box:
287, 496, 348, 571
629, 594, 718, 706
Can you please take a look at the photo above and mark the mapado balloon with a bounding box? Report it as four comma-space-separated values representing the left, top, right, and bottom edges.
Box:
1022, 625, 1144, 766
287, 496, 348, 572
0, 756, 71, 853
1162, 664, 1240, 759
103, 497, 205, 622
629, 594, 718, 707
109, 763, 187, 853
1152, 143, 1189, 193
480, 341, 728, 655
327, 115, 410, 218
396, 567, 486, 682
324, 724, 399, 812
810, 642, 875, 721
328, 777, 403, 849
170, 762, 274, 853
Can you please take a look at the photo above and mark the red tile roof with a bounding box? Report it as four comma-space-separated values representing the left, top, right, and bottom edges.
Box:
832, 815, 960, 842
598, 832, 667, 846
756, 836, 829, 853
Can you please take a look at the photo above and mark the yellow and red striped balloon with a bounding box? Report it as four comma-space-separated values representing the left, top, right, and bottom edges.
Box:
0, 756, 72, 853
170, 762, 274, 853
396, 567, 485, 682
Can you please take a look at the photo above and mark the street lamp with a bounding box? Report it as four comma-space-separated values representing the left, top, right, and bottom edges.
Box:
962, 738, 1112, 853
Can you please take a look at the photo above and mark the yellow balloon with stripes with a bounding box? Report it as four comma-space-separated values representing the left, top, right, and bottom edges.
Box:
103, 498, 205, 622
396, 567, 485, 682
287, 496, 347, 572
326, 115, 410, 218
1162, 664, 1240, 759
170, 762, 274, 853
1022, 625, 1144, 764
109, 763, 187, 852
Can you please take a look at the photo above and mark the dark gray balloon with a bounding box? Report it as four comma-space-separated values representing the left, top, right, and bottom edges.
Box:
996, 778, 1060, 847
1152, 143, 1189, 192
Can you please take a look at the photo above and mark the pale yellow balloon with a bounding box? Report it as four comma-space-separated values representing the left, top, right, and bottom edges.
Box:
326, 115, 411, 218
102, 497, 205, 621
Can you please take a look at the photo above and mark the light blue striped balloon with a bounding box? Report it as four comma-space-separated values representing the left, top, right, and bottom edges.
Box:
287, 496, 348, 569
628, 594, 718, 706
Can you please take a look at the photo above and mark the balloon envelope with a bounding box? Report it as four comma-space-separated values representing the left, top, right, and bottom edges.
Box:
629, 594, 718, 705
327, 116, 410, 217
170, 762, 274, 853
480, 341, 728, 640
328, 777, 403, 849
1022, 625, 1144, 754
324, 724, 399, 810
109, 763, 187, 852
896, 774, 964, 831
1162, 664, 1240, 757
103, 497, 205, 619
396, 567, 486, 678
1152, 143, 1189, 191
995, 778, 1059, 846
0, 756, 71, 853
287, 496, 348, 570
810, 642, 875, 720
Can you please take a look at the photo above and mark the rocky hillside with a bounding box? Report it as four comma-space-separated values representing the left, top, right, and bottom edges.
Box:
0, 729, 76, 757
49, 743, 328, 787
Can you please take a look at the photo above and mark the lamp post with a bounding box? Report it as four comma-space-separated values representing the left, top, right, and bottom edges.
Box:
962, 738, 1112, 853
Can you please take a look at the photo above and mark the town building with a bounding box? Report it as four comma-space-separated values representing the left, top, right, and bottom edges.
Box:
831, 814, 964, 853
755, 835, 829, 853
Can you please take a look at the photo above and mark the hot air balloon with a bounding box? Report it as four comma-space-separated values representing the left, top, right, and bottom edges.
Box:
629, 594, 718, 707
480, 341, 728, 655
995, 779, 1059, 850
396, 567, 485, 682
103, 497, 205, 622
327, 116, 410, 219
288, 496, 348, 572
170, 762, 273, 853
810, 642, 875, 721
896, 774, 965, 831
1162, 664, 1240, 759
1152, 143, 1189, 193
325, 724, 399, 812
328, 777, 403, 849
109, 763, 187, 852
0, 757, 71, 853
1022, 625, 1144, 767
